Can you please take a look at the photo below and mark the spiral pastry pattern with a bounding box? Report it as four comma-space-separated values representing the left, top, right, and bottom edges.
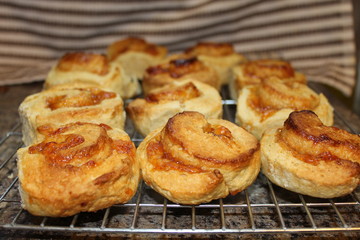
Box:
19, 85, 125, 145
127, 80, 222, 136
229, 59, 306, 100
17, 122, 140, 217
261, 110, 360, 198
44, 52, 137, 99
142, 56, 221, 95
137, 111, 260, 205
107, 37, 168, 81
184, 42, 246, 85
236, 77, 333, 139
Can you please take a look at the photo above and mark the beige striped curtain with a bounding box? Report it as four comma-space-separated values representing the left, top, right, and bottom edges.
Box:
0, 0, 356, 96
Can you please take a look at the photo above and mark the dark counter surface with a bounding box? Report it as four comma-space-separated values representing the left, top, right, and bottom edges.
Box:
1, 81, 360, 240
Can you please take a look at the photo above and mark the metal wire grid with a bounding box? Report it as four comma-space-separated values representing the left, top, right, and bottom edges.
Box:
0, 89, 360, 236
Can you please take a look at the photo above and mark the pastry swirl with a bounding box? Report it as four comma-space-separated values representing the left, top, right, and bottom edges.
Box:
142, 56, 221, 95
17, 122, 140, 217
44, 52, 138, 99
229, 59, 306, 99
184, 42, 246, 85
107, 37, 168, 81
19, 85, 125, 145
256, 77, 318, 111
261, 110, 360, 198
126, 80, 222, 136
137, 111, 260, 205
236, 77, 333, 139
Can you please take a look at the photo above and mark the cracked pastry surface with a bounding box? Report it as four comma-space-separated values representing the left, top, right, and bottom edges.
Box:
107, 37, 167, 81
261, 110, 360, 198
19, 84, 125, 145
142, 56, 221, 95
44, 52, 137, 99
229, 59, 306, 100
137, 111, 260, 205
184, 42, 246, 85
17, 122, 140, 217
236, 77, 333, 139
126, 80, 222, 136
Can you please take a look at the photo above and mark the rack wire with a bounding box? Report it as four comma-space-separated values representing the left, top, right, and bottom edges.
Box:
0, 87, 359, 236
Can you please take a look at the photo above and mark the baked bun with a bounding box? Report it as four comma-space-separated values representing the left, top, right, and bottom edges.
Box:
261, 110, 360, 198
44, 52, 138, 99
19, 84, 125, 145
17, 122, 140, 217
236, 77, 333, 139
142, 56, 221, 95
185, 42, 246, 85
229, 59, 306, 100
137, 111, 260, 205
126, 80, 222, 136
107, 37, 168, 80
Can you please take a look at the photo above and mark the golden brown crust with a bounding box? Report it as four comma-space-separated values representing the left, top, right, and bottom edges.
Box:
107, 37, 168, 81
185, 42, 238, 57
236, 78, 334, 139
107, 37, 167, 61
44, 52, 138, 99
279, 110, 360, 166
145, 81, 201, 102
17, 122, 140, 217
19, 84, 125, 145
185, 42, 246, 85
142, 56, 221, 95
243, 59, 296, 80
256, 77, 318, 111
137, 111, 260, 205
57, 52, 109, 75
261, 110, 360, 198
230, 59, 306, 100
126, 80, 222, 136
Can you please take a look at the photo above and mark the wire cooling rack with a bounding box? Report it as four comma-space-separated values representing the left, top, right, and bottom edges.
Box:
0, 87, 359, 236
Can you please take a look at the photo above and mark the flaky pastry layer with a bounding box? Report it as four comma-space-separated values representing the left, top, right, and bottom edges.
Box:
126, 80, 222, 136
236, 78, 333, 139
184, 42, 246, 85
142, 56, 221, 95
261, 110, 360, 198
44, 52, 138, 99
17, 122, 140, 217
229, 59, 306, 100
19, 85, 125, 145
107, 37, 167, 81
137, 111, 260, 205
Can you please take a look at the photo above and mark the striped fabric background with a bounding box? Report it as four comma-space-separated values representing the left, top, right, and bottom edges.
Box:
0, 0, 356, 96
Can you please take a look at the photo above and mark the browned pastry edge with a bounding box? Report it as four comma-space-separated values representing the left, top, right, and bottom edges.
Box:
142, 56, 220, 94
17, 122, 139, 217
107, 37, 167, 61
138, 111, 261, 204
261, 110, 360, 198
278, 110, 360, 168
